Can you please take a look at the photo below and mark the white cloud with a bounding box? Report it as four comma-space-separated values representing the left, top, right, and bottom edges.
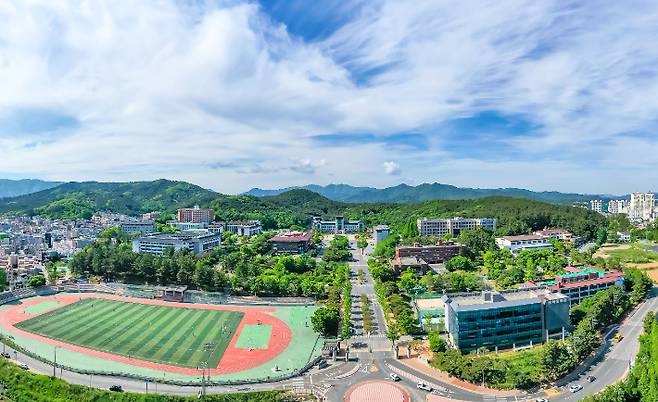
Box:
383, 161, 401, 175
0, 0, 657, 193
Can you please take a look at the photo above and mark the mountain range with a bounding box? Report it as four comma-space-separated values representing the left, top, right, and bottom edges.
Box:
0, 179, 62, 199
245, 183, 617, 204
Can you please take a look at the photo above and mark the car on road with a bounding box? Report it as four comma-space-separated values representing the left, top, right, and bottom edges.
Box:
389, 373, 401, 381
535, 398, 549, 402
586, 375, 596, 383
109, 385, 123, 392
18, 363, 28, 370
569, 384, 583, 393
1, 352, 11, 358
417, 382, 433, 391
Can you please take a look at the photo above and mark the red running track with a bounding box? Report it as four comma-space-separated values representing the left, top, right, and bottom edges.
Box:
0, 293, 292, 375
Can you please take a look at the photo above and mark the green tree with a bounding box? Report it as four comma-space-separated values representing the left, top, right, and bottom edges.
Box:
445, 256, 475, 272
27, 274, 46, 288
428, 331, 447, 353
311, 307, 339, 336
458, 229, 495, 259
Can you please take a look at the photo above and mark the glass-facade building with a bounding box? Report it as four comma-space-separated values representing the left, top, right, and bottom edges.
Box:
445, 290, 569, 352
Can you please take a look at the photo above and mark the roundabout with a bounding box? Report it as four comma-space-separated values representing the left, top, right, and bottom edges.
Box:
343, 380, 410, 402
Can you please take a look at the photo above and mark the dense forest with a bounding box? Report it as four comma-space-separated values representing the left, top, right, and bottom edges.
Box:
0, 180, 606, 240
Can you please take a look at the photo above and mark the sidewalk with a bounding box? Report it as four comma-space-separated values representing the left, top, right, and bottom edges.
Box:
398, 357, 523, 397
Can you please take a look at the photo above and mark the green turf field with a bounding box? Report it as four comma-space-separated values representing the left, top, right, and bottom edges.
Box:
15, 298, 243, 368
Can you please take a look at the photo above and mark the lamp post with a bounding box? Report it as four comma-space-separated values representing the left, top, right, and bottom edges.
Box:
53, 346, 58, 377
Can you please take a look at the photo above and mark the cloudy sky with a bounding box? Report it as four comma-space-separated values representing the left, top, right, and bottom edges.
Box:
1, 0, 657, 194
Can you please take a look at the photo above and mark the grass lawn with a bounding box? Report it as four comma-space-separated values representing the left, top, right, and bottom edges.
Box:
605, 246, 658, 264
15, 298, 243, 368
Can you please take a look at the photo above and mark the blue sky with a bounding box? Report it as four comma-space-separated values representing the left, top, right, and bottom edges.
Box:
0, 0, 657, 194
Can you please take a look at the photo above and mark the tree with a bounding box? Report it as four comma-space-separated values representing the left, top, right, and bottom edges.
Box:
445, 256, 475, 272
356, 237, 368, 253
27, 274, 46, 288
387, 322, 400, 344
540, 340, 573, 381
311, 307, 339, 336
398, 269, 419, 293
428, 331, 447, 353
458, 229, 496, 259
0, 269, 6, 291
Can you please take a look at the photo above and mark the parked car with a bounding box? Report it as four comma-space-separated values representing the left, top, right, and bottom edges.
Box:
317, 360, 328, 369
586, 375, 596, 383
1, 352, 11, 358
109, 385, 123, 392
535, 398, 549, 402
18, 363, 28, 370
389, 373, 401, 381
417, 382, 433, 391
569, 384, 583, 393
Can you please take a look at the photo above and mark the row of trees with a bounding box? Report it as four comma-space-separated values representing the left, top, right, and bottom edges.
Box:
322, 235, 352, 262
311, 264, 351, 338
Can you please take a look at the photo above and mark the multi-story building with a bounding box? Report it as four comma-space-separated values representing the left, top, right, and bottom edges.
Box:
417, 217, 496, 237
617, 231, 631, 243
391, 241, 463, 273
223, 221, 262, 237
444, 289, 569, 352
373, 225, 390, 245
590, 199, 604, 214
168, 221, 209, 231
495, 235, 554, 254
312, 216, 364, 234
176, 205, 214, 223
630, 192, 655, 221
120, 220, 157, 235
544, 265, 624, 305
607, 200, 630, 215
269, 232, 313, 254
132, 230, 221, 255
533, 228, 573, 242
142, 212, 161, 221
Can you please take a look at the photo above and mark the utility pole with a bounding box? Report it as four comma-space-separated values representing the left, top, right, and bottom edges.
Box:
53, 346, 57, 377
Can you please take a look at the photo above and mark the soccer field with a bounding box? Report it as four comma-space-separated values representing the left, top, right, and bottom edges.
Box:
15, 298, 243, 368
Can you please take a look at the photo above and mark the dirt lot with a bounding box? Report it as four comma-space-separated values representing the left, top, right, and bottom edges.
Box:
646, 268, 658, 283
593, 243, 632, 259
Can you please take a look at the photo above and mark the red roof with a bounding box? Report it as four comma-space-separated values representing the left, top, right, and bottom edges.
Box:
270, 232, 312, 242
548, 273, 623, 291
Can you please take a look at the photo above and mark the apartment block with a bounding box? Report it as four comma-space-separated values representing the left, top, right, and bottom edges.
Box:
590, 199, 603, 214
417, 217, 496, 237
176, 205, 214, 223
607, 200, 630, 215
132, 230, 221, 255
444, 289, 569, 352
630, 192, 655, 221
312, 216, 364, 234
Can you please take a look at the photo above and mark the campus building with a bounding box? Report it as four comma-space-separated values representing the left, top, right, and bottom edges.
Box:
444, 289, 570, 352
176, 205, 214, 223
167, 221, 208, 231
391, 241, 463, 273
221, 220, 263, 237
269, 232, 313, 254
120, 220, 157, 235
373, 225, 390, 245
312, 216, 364, 234
132, 230, 221, 255
417, 217, 496, 237
533, 228, 573, 242
495, 235, 554, 254
544, 265, 625, 305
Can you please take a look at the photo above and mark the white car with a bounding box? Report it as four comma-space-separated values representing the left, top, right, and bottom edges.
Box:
569, 384, 583, 393
417, 382, 433, 391
18, 363, 28, 370
389, 373, 401, 381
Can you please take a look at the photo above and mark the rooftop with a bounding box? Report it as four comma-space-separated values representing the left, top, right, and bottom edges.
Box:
270, 231, 312, 242
446, 289, 567, 312
136, 230, 217, 241
497, 234, 547, 241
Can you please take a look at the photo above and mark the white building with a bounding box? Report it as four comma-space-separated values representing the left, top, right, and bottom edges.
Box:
417, 217, 496, 237
495, 235, 554, 254
590, 200, 604, 214
223, 221, 262, 237
167, 221, 208, 231
607, 200, 630, 214
132, 230, 221, 255
373, 225, 390, 245
312, 216, 364, 233
630, 192, 655, 221
120, 221, 157, 235
617, 231, 631, 243
533, 228, 573, 242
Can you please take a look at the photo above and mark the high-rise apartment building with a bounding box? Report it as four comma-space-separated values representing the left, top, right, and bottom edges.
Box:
176, 205, 214, 223
590, 199, 603, 214
630, 192, 655, 221
417, 217, 496, 237
607, 199, 630, 214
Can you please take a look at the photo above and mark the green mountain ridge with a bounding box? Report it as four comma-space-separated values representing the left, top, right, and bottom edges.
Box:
0, 179, 62, 199
245, 182, 620, 204
0, 181, 606, 240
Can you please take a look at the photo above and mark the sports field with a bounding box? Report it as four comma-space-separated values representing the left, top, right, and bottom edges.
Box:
15, 298, 243, 368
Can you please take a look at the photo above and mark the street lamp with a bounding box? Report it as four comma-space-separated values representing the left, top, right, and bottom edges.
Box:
53, 346, 58, 377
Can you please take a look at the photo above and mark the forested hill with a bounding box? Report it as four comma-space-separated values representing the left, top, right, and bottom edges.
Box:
0, 179, 61, 198
0, 180, 218, 219
245, 182, 613, 204
0, 181, 605, 240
